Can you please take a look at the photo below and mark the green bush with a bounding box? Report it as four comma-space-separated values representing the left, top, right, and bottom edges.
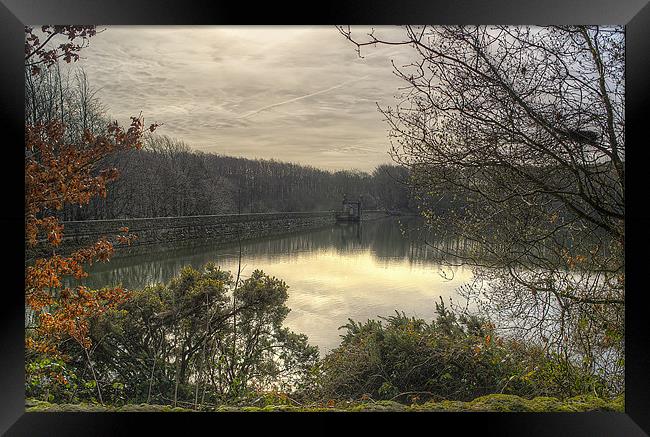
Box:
26, 267, 615, 410
26, 264, 319, 407
319, 298, 608, 402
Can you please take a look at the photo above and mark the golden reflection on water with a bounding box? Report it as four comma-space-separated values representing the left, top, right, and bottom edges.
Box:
209, 247, 471, 353
84, 218, 473, 353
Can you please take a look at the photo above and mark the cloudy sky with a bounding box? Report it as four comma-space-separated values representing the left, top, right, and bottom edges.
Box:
70, 26, 413, 172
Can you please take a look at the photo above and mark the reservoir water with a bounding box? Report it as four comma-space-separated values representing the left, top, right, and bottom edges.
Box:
82, 217, 472, 353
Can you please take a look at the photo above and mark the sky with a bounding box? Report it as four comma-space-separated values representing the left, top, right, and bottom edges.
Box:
70, 26, 414, 172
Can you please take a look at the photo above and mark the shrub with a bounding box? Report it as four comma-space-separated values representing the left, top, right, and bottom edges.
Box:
320, 298, 608, 402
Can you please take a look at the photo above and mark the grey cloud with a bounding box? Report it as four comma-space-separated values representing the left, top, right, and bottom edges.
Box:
69, 25, 412, 171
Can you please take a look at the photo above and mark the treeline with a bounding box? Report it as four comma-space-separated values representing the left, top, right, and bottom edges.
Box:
25, 65, 415, 221
60, 135, 416, 220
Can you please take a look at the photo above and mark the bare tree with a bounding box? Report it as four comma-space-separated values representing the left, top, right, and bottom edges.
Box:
338, 25, 625, 393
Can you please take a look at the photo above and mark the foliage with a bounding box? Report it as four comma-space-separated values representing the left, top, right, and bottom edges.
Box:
60, 134, 417, 220
24, 25, 158, 405
25, 26, 98, 76
25, 357, 79, 403
24, 25, 624, 412
25, 112, 156, 357
33, 264, 320, 408
338, 25, 625, 393
319, 298, 608, 402
25, 265, 617, 411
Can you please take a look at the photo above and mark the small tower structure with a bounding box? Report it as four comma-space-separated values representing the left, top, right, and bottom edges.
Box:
335, 194, 362, 222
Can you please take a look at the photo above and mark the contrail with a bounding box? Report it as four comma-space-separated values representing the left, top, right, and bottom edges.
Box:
238, 75, 371, 119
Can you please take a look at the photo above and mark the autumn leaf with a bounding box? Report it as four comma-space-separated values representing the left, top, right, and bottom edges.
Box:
25, 116, 156, 356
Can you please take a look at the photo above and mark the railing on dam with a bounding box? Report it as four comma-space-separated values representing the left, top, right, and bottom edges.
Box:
27, 210, 390, 259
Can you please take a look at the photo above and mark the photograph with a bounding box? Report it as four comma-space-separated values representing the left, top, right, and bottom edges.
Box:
21, 23, 629, 416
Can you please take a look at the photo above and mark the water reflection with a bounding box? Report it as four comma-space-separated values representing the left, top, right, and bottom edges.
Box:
82, 218, 471, 353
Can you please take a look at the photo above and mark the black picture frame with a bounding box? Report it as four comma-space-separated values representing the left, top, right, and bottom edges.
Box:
2, 1, 648, 435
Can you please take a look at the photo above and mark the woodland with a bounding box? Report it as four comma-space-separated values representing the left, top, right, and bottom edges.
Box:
25, 25, 624, 412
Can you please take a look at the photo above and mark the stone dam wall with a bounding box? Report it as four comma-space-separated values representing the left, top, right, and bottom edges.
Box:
30, 210, 389, 258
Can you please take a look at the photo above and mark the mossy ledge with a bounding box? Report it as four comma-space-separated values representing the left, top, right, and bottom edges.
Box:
26, 394, 623, 413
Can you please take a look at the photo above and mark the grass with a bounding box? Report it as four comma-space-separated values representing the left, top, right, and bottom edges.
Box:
26, 393, 624, 413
